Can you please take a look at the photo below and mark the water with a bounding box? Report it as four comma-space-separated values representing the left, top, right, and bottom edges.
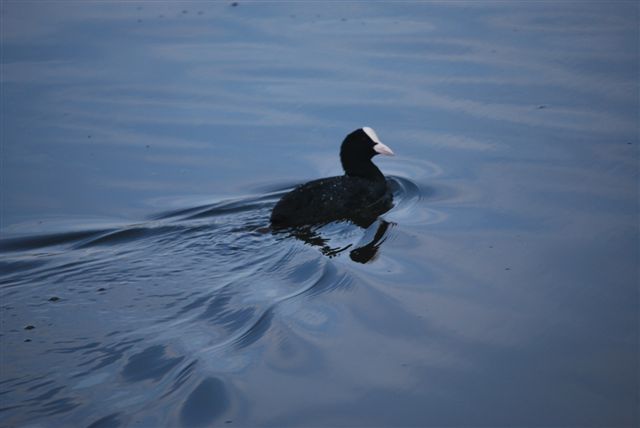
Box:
1, 1, 638, 427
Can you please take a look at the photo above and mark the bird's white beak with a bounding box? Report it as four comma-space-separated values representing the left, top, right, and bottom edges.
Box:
373, 142, 394, 156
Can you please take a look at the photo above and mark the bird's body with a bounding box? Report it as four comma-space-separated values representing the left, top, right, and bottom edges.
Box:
270, 175, 392, 228
270, 127, 394, 229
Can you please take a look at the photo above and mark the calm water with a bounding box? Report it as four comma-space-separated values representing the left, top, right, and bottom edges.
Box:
1, 1, 638, 427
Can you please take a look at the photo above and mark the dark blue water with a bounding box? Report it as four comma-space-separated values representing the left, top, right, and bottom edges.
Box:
1, 2, 638, 427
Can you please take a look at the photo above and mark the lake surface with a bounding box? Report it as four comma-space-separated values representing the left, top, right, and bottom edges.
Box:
1, 1, 638, 427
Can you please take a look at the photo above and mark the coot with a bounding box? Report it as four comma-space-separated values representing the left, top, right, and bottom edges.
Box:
270, 127, 395, 229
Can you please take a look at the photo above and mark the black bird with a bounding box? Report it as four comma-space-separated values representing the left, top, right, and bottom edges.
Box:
270, 127, 395, 229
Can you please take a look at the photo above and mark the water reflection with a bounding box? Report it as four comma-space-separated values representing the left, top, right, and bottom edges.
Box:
282, 219, 392, 263
349, 220, 392, 264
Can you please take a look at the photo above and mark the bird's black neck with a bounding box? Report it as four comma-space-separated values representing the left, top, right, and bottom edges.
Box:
341, 157, 385, 182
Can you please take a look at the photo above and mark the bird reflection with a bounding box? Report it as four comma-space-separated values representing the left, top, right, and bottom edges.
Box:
283, 219, 393, 264
349, 220, 391, 263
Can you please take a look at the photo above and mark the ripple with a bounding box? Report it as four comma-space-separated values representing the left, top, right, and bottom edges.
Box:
74, 225, 185, 249
120, 345, 184, 383
87, 413, 123, 428
150, 191, 285, 221
71, 338, 144, 378
162, 360, 198, 399
198, 294, 256, 333
296, 262, 352, 298
180, 377, 229, 427
0, 229, 109, 253
385, 157, 444, 180
231, 308, 275, 350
